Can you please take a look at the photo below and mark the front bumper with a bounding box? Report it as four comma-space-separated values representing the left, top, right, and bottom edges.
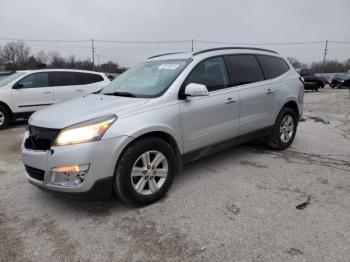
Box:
22, 132, 133, 198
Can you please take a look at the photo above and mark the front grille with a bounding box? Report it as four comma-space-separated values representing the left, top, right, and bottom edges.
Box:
25, 125, 60, 151
25, 165, 45, 181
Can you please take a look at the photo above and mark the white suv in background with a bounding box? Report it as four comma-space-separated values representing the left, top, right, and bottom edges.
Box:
0, 69, 110, 129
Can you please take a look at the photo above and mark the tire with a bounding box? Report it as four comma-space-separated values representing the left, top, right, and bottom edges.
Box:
0, 105, 10, 130
114, 137, 176, 205
315, 88, 319, 92
267, 107, 298, 150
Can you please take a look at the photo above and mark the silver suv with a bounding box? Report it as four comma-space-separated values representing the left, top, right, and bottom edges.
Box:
21, 47, 304, 205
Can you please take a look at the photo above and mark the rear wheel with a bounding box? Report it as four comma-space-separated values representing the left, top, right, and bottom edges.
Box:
114, 137, 176, 205
0, 106, 10, 130
267, 107, 298, 150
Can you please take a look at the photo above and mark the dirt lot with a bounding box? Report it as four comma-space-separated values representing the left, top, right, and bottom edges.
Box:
0, 88, 349, 262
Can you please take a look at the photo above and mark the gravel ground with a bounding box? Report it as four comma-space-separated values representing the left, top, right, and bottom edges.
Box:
0, 87, 349, 262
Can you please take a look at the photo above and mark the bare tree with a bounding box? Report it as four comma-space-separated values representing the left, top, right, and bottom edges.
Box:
287, 57, 308, 69
1, 41, 30, 69
67, 55, 76, 68
48, 51, 66, 68
36, 50, 48, 64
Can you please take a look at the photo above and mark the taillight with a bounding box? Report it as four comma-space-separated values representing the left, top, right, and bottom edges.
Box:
299, 76, 304, 84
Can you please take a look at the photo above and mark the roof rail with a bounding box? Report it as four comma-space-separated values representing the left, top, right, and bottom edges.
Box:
147, 52, 185, 59
192, 47, 278, 56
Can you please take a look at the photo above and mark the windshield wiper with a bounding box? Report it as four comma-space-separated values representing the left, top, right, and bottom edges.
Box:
92, 89, 102, 94
103, 91, 136, 97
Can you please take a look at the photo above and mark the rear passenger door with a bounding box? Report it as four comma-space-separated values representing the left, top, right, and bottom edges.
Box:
225, 54, 274, 135
50, 72, 106, 103
75, 72, 106, 94
49, 72, 79, 103
180, 56, 240, 153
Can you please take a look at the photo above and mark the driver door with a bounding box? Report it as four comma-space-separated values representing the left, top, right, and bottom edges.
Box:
11, 72, 54, 113
180, 57, 240, 153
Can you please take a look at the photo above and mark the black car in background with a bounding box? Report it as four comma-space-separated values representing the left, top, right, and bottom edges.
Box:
331, 74, 350, 89
297, 69, 324, 91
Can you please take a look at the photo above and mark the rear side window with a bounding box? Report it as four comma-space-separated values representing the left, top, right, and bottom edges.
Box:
49, 72, 77, 86
186, 56, 230, 92
225, 55, 264, 86
256, 55, 290, 79
17, 73, 49, 88
75, 73, 104, 85
300, 69, 314, 77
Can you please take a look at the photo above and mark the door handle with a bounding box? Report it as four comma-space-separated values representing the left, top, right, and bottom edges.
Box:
225, 97, 236, 104
76, 89, 83, 92
43, 91, 52, 94
266, 89, 275, 94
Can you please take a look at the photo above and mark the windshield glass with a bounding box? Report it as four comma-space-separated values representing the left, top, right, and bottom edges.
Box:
101, 59, 191, 98
0, 72, 26, 87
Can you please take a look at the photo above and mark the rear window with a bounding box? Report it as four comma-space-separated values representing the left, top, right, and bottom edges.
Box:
49, 72, 77, 86
76, 73, 104, 84
256, 55, 290, 79
225, 55, 264, 86
300, 69, 314, 77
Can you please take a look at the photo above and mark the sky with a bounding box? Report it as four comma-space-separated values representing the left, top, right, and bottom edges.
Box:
0, 0, 350, 67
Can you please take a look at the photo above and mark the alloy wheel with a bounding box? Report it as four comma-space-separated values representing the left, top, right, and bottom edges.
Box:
280, 115, 294, 143
131, 150, 168, 195
0, 111, 4, 126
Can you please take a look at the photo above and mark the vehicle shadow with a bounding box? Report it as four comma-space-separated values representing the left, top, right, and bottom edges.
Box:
31, 140, 268, 216
7, 119, 28, 129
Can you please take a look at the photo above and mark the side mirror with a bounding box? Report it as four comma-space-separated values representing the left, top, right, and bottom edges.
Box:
13, 83, 23, 89
184, 83, 209, 97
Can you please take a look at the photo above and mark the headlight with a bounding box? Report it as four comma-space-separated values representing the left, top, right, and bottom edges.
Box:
54, 115, 117, 146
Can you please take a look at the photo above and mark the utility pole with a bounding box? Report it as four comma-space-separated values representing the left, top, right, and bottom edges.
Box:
91, 38, 95, 69
191, 39, 194, 52
96, 54, 100, 67
322, 40, 328, 75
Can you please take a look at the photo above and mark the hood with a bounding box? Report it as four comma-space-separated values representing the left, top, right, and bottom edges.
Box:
29, 94, 149, 129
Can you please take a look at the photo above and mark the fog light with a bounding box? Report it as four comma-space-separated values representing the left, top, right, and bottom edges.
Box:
50, 164, 90, 187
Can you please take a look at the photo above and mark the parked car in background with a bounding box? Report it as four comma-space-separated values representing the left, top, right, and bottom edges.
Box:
297, 68, 324, 91
330, 74, 350, 89
0, 69, 110, 129
315, 74, 332, 86
0, 71, 15, 81
21, 47, 303, 205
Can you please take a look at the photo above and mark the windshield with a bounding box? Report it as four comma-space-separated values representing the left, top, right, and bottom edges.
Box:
101, 59, 191, 98
0, 72, 26, 87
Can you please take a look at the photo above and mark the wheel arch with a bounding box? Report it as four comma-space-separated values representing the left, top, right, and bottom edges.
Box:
116, 130, 183, 175
282, 100, 299, 117
0, 101, 13, 120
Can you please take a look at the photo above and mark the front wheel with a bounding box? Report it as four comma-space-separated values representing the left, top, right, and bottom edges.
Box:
267, 107, 298, 150
114, 137, 176, 205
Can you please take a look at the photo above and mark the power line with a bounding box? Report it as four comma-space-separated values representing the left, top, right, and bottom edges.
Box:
329, 40, 350, 45
2, 37, 348, 45
0, 37, 89, 43
94, 39, 192, 44
194, 40, 326, 46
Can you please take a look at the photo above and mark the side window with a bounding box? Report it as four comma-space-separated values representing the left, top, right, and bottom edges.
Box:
186, 57, 229, 92
18, 74, 35, 88
256, 55, 290, 79
49, 72, 77, 86
76, 73, 104, 85
17, 73, 49, 88
35, 73, 49, 87
225, 55, 264, 86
